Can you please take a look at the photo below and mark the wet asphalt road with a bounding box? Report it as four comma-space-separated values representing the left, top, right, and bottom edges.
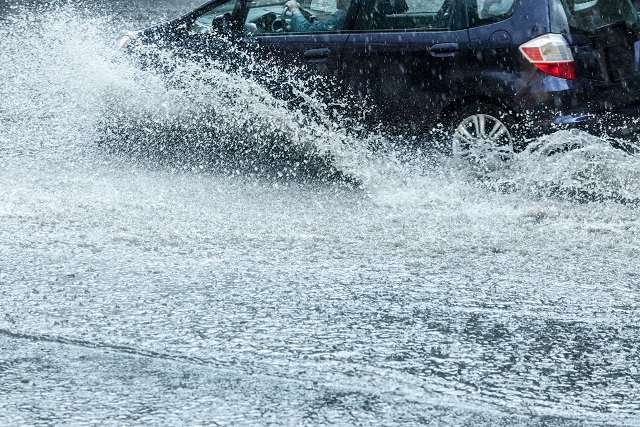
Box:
1, 0, 640, 425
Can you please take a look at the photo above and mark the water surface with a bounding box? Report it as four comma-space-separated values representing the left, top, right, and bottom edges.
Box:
1, 1, 639, 425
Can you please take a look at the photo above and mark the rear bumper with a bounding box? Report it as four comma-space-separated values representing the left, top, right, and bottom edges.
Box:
553, 103, 640, 137
536, 103, 640, 139
515, 75, 640, 139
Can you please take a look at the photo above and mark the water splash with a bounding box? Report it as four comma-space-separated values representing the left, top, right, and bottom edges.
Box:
488, 130, 640, 204
0, 2, 399, 185
2, 2, 640, 204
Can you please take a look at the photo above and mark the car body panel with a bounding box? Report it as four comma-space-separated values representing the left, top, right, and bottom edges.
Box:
252, 33, 350, 78
341, 29, 471, 127
124, 0, 640, 141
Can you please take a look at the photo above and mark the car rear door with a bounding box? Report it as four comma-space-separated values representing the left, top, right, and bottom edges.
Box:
339, 0, 471, 127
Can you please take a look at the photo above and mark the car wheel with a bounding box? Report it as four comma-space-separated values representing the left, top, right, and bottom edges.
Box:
445, 103, 516, 166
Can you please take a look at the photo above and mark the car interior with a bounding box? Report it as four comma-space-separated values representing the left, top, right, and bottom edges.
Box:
369, 0, 451, 30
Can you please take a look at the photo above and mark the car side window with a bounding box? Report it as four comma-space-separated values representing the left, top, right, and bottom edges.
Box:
468, 0, 517, 27
240, 0, 353, 34
367, 0, 452, 31
286, 0, 351, 33
189, 0, 353, 36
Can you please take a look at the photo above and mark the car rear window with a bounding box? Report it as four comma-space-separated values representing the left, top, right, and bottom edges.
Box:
560, 0, 638, 34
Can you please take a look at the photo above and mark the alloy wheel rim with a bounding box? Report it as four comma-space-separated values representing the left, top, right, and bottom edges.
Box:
452, 113, 514, 164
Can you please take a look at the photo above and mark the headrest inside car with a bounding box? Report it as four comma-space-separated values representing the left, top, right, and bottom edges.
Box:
375, 0, 409, 14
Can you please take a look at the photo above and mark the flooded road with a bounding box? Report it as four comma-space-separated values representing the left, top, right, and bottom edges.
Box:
1, 1, 640, 425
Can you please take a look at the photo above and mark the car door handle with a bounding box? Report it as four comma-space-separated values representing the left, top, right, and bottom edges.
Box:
303, 48, 331, 63
429, 43, 459, 57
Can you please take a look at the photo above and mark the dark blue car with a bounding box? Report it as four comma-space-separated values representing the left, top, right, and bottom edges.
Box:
121, 0, 640, 159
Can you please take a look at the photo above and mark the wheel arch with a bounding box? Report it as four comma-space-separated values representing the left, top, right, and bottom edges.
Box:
438, 95, 520, 125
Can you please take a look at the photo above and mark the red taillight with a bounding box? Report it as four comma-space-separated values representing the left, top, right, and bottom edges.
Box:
519, 34, 577, 80
531, 62, 576, 80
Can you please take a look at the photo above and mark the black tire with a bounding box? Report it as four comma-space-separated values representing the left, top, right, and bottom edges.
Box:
441, 103, 518, 164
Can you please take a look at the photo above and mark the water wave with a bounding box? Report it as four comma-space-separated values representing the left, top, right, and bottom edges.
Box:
488, 130, 640, 204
